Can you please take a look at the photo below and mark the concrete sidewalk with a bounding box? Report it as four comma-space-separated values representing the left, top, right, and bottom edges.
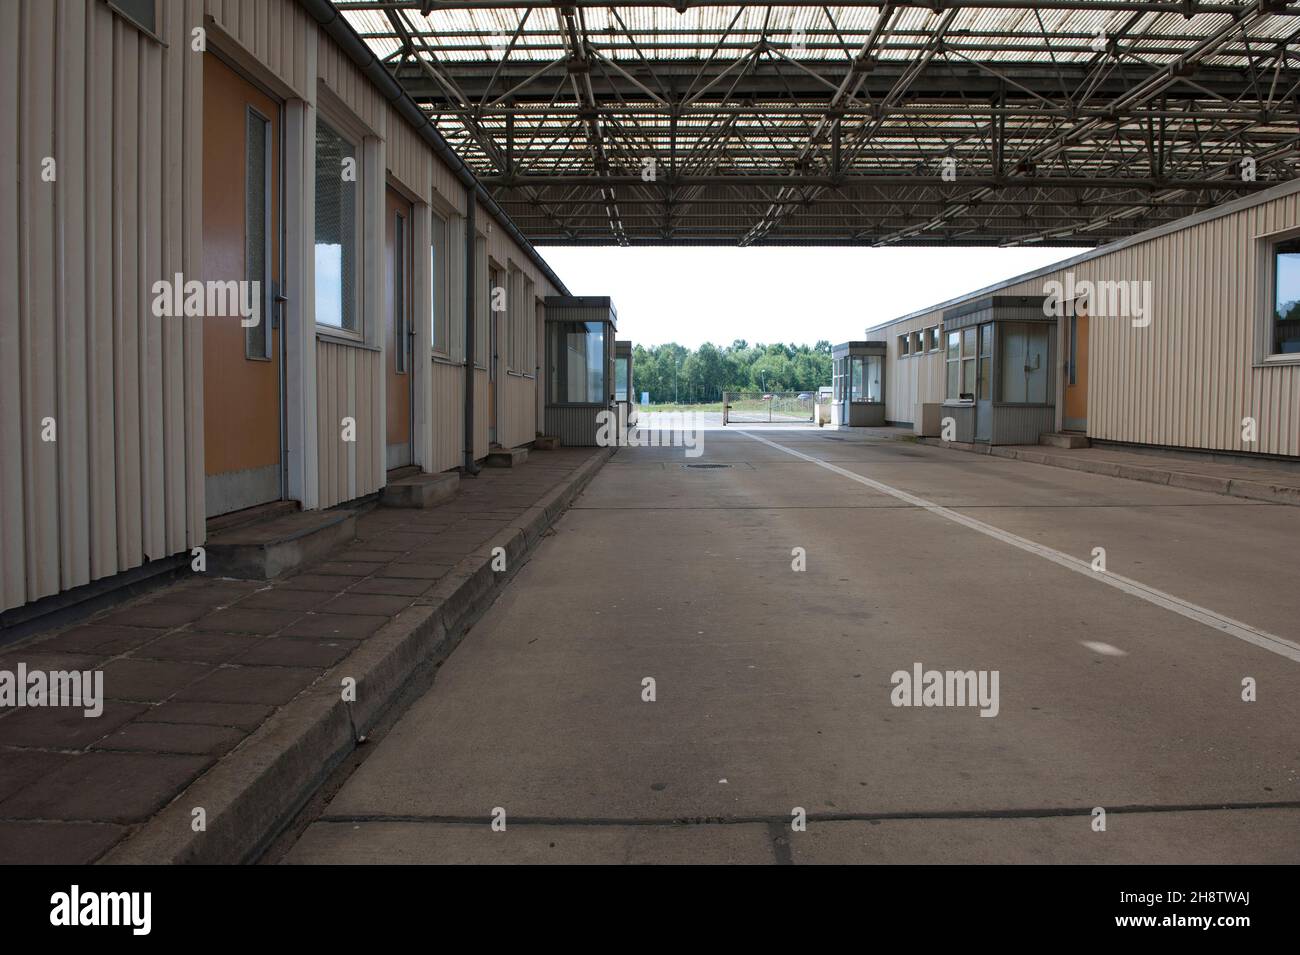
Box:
921, 438, 1300, 506
0, 447, 609, 864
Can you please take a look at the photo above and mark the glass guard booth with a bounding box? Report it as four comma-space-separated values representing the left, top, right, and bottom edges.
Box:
939, 295, 1055, 445
544, 296, 617, 446
614, 340, 637, 431
831, 341, 886, 427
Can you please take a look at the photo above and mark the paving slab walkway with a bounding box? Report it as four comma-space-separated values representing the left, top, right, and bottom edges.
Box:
0, 448, 603, 863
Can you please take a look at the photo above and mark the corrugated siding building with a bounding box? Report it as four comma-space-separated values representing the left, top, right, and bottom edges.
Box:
869, 179, 1300, 459
0, 0, 568, 615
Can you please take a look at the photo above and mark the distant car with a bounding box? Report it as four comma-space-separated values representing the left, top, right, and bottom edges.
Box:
797, 392, 812, 400
762, 394, 774, 400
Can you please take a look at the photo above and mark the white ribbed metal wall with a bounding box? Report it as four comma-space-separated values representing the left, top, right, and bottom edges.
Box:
1, 0, 206, 612
0, 0, 563, 614
878, 317, 946, 427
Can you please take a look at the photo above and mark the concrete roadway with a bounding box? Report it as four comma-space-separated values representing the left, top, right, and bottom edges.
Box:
284, 426, 1300, 864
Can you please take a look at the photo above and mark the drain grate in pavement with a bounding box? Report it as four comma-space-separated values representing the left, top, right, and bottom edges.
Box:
682, 463, 732, 469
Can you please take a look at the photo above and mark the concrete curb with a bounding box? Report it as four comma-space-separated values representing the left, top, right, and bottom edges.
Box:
101, 447, 614, 864
918, 438, 1300, 506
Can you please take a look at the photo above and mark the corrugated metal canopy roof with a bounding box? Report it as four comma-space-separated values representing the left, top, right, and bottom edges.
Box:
332, 1, 1300, 246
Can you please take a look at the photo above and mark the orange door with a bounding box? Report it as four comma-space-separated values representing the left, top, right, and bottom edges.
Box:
1063, 306, 1089, 432
385, 189, 413, 469
202, 54, 282, 517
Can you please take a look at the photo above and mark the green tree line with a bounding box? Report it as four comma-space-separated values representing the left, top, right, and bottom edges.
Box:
630, 340, 833, 404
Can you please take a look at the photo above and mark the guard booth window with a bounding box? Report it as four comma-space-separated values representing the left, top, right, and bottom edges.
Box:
999, 322, 1051, 403
946, 328, 977, 399
548, 321, 606, 403
978, 323, 992, 400
614, 356, 629, 402
850, 355, 882, 402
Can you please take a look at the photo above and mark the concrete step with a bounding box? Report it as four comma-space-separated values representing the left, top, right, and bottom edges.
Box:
484, 446, 529, 468
379, 471, 459, 509
206, 499, 298, 536
204, 509, 357, 580
533, 435, 560, 451
1040, 432, 1091, 449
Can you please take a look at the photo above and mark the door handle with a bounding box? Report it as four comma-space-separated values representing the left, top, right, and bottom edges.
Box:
271, 283, 288, 329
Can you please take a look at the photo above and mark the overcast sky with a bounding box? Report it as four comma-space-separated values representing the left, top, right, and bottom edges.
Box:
539, 246, 1078, 348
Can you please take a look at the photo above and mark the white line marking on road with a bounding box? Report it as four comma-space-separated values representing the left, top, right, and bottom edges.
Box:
1081, 641, 1128, 656
737, 430, 1300, 664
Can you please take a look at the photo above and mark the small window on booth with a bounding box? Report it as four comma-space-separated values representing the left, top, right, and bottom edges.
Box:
847, 355, 883, 402
1272, 238, 1300, 355
928, 326, 941, 351
548, 321, 606, 404
899, 334, 909, 357
946, 328, 978, 400
615, 357, 629, 402
945, 330, 960, 399
978, 323, 992, 401
961, 327, 977, 399
911, 331, 923, 354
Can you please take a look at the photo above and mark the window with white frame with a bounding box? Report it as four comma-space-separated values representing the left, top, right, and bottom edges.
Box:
899, 333, 910, 357
1271, 238, 1300, 355
430, 211, 448, 353
513, 271, 535, 374
927, 326, 941, 351
504, 268, 515, 371
314, 119, 361, 333
507, 266, 526, 372
945, 326, 978, 400
523, 276, 536, 375
474, 237, 488, 367
488, 264, 503, 370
